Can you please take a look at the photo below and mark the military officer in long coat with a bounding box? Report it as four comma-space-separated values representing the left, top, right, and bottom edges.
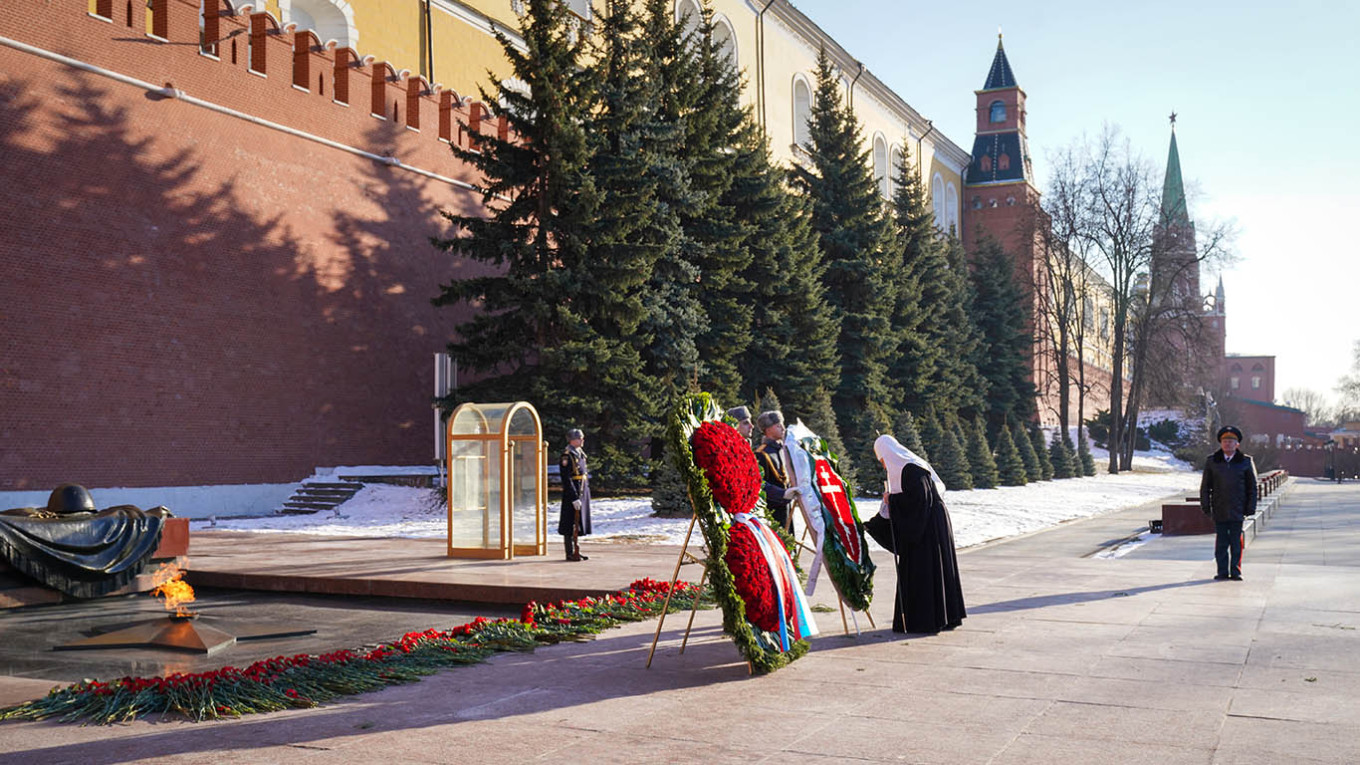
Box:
559, 428, 592, 561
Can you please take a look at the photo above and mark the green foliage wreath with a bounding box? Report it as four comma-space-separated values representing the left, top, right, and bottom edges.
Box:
791, 434, 875, 612
666, 393, 809, 674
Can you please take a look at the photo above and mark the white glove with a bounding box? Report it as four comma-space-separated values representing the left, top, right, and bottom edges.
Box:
878, 496, 890, 519
783, 486, 801, 500
573, 499, 582, 511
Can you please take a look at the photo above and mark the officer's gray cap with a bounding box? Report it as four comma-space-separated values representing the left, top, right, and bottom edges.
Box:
727, 406, 752, 423
755, 411, 784, 431
566, 428, 584, 441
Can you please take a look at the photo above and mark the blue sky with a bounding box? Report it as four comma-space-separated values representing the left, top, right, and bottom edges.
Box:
788, 0, 1360, 406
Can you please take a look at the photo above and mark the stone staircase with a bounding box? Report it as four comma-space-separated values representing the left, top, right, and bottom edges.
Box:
277, 481, 364, 515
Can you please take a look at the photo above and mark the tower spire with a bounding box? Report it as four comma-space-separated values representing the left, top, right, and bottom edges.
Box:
983, 31, 1017, 90
1160, 123, 1189, 228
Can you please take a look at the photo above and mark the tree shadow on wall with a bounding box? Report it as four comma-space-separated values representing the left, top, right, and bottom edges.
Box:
0, 69, 434, 487
320, 118, 494, 462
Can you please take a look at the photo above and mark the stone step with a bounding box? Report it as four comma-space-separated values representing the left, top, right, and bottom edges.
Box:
295, 488, 361, 498
276, 481, 364, 515
282, 500, 343, 511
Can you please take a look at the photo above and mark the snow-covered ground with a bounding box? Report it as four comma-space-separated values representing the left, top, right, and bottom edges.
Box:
189, 449, 1200, 551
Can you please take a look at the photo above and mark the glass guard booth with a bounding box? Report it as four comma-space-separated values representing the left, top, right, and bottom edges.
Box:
446, 402, 547, 559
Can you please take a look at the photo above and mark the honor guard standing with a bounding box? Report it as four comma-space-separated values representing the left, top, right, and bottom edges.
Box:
727, 406, 754, 440
559, 428, 592, 561
753, 411, 794, 531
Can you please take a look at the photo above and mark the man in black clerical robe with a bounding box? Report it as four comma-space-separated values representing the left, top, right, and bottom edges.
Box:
869, 435, 966, 634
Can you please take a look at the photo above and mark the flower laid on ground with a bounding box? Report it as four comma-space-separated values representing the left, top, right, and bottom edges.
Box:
0, 578, 704, 726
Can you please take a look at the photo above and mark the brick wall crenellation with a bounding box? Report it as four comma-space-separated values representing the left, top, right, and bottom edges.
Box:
0, 0, 506, 489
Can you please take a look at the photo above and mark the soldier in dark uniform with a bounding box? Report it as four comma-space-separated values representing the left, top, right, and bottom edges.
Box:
753, 411, 793, 531
727, 406, 754, 441
559, 428, 592, 561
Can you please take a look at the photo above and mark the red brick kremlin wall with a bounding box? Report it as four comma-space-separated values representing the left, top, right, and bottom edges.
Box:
0, 0, 501, 489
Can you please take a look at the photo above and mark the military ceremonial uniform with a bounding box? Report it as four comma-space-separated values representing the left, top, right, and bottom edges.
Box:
558, 443, 592, 561
754, 437, 792, 531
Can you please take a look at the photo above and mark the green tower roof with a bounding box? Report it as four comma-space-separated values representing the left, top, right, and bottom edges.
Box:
1161, 128, 1190, 227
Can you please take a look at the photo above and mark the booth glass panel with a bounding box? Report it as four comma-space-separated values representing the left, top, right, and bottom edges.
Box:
448, 439, 502, 550
510, 438, 539, 553
508, 407, 537, 437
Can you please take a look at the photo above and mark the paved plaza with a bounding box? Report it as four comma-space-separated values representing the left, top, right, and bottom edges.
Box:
0, 479, 1357, 763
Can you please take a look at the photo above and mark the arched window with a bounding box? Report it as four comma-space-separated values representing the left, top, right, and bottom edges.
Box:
793, 76, 812, 150
931, 173, 945, 230
1252, 363, 1265, 371
998, 153, 1010, 171
873, 135, 889, 199
676, 0, 701, 38
711, 15, 737, 68
980, 155, 992, 172
279, 0, 359, 49
945, 182, 959, 233
564, 0, 592, 20
1231, 363, 1244, 373
889, 145, 903, 198
989, 99, 1006, 123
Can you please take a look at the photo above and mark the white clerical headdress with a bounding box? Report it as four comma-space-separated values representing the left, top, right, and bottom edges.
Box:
874, 434, 946, 496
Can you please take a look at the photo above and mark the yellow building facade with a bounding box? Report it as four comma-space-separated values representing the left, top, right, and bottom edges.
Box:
244, 0, 967, 221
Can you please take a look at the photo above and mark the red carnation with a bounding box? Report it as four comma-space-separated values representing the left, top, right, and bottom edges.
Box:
724, 522, 779, 632
692, 421, 762, 514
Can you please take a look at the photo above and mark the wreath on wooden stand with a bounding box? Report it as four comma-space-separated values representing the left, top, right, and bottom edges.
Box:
785, 423, 875, 612
665, 393, 814, 673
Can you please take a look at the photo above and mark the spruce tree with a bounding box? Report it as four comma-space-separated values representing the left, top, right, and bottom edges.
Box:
1013, 416, 1041, 481
967, 414, 999, 489
755, 387, 783, 421
969, 234, 1037, 431
939, 234, 989, 417
651, 438, 693, 517
950, 412, 974, 483
995, 422, 1028, 486
731, 122, 850, 480
886, 142, 935, 417
918, 407, 945, 467
936, 417, 973, 490
1049, 431, 1075, 479
645, 0, 751, 404
892, 410, 928, 462
628, 0, 705, 426
1063, 433, 1083, 477
792, 47, 896, 478
433, 0, 649, 484
803, 384, 856, 491
1078, 427, 1097, 476
1031, 427, 1055, 480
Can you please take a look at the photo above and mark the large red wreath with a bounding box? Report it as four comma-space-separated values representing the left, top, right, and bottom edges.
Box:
691, 421, 761, 514
724, 522, 778, 632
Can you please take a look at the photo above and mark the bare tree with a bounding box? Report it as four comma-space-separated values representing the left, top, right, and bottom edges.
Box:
1282, 387, 1333, 426
1052, 125, 1233, 472
1335, 341, 1360, 416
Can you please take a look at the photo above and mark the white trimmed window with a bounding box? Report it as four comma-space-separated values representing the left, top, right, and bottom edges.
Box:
873, 135, 889, 199
793, 76, 812, 151
889, 145, 903, 198
931, 173, 945, 230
